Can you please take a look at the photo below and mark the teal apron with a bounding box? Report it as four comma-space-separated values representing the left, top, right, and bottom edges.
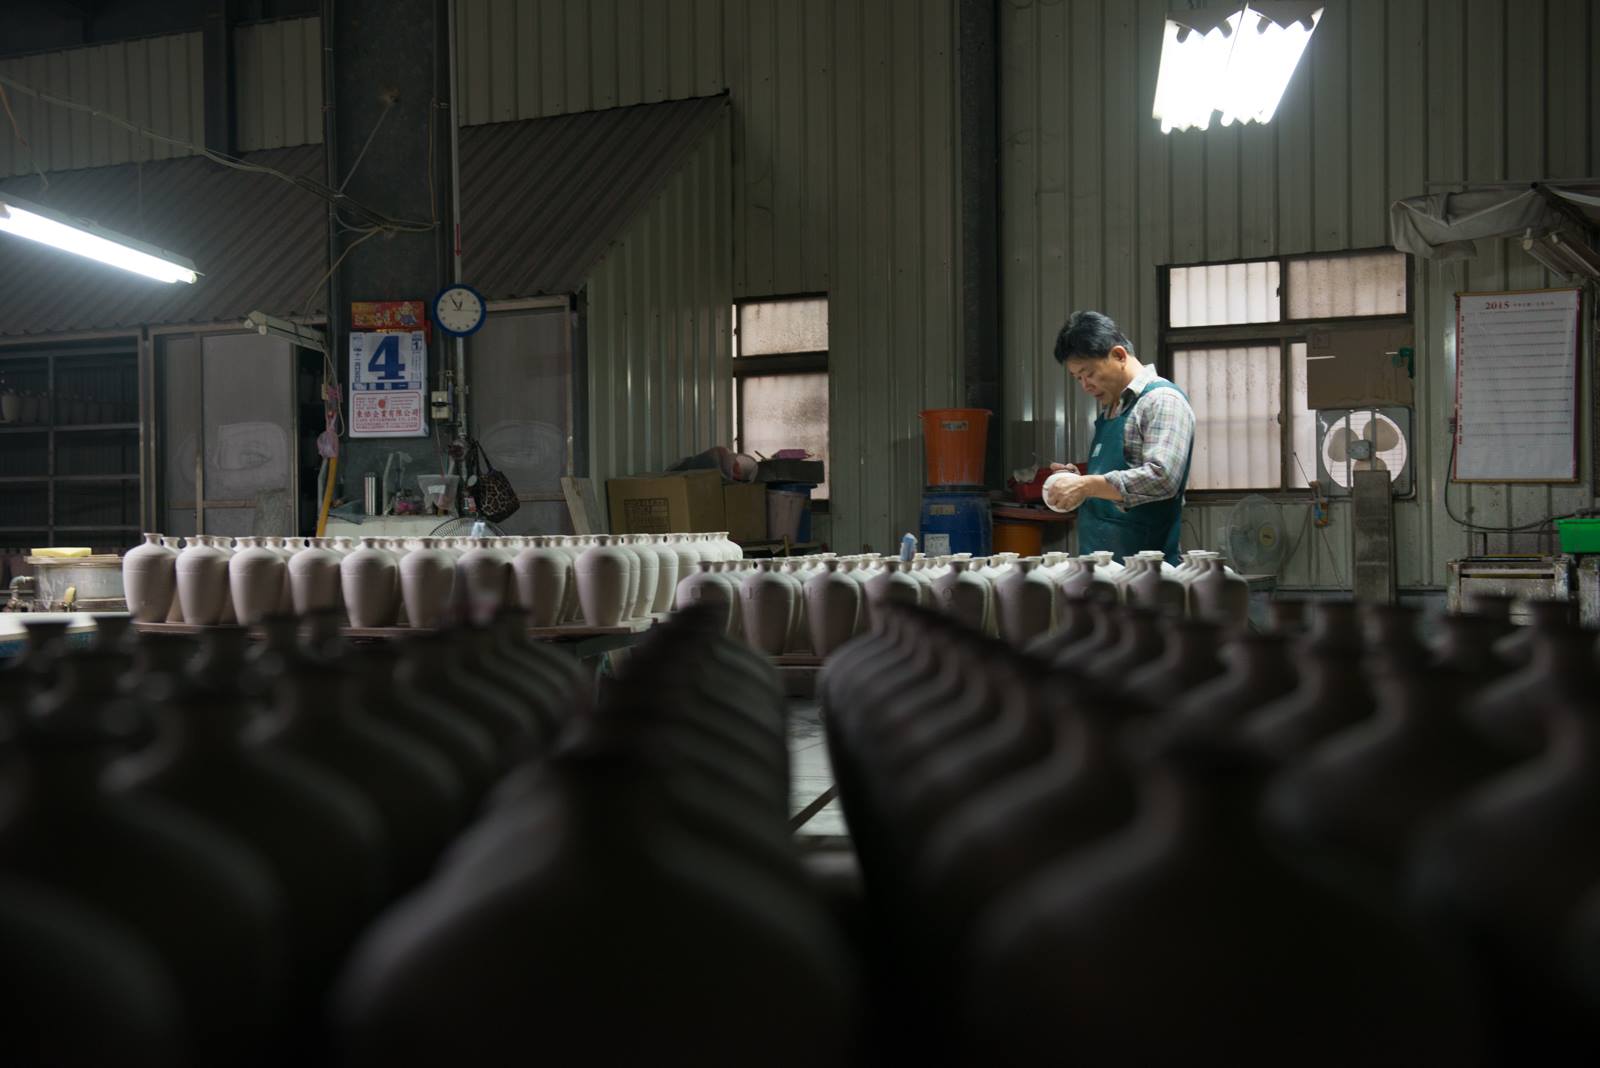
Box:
1078, 379, 1192, 566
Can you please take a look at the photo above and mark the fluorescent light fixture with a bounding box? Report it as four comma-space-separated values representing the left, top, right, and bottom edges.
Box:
1154, 3, 1324, 134
244, 310, 328, 353
0, 192, 198, 284
1521, 231, 1600, 283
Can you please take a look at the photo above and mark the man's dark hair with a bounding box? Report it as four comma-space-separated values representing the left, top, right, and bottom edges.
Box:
1053, 310, 1133, 364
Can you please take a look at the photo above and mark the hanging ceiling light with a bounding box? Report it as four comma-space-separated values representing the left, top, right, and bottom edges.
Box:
1153, 3, 1324, 135
0, 192, 198, 284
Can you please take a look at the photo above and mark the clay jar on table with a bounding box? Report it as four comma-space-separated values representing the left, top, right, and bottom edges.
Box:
1187, 557, 1249, 626
932, 558, 989, 633
637, 535, 679, 614
288, 537, 342, 616
741, 561, 796, 655
451, 538, 511, 623
864, 560, 921, 629
228, 536, 287, 625
512, 538, 570, 627
576, 535, 633, 627
805, 559, 862, 655
160, 536, 186, 621
175, 534, 231, 625
341, 537, 400, 628
122, 532, 178, 622
994, 558, 1055, 646
399, 538, 457, 629
626, 535, 660, 620
674, 561, 738, 635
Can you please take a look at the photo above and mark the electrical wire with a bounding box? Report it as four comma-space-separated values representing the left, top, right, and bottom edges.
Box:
0, 70, 434, 234
297, 227, 382, 318
0, 81, 48, 190
336, 96, 394, 194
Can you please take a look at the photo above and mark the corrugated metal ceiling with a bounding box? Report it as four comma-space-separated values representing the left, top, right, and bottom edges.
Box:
459, 93, 729, 300
0, 144, 327, 338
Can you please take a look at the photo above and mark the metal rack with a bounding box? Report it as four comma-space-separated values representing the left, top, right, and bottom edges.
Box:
0, 345, 141, 551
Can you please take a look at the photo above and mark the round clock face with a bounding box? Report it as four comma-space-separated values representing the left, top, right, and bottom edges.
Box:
434, 284, 486, 336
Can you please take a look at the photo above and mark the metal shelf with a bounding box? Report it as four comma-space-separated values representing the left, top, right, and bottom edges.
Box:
55, 423, 140, 433
0, 476, 48, 484
52, 474, 140, 483
0, 425, 50, 434
53, 525, 140, 532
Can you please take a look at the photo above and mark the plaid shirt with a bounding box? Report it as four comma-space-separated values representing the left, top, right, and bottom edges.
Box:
1099, 364, 1195, 511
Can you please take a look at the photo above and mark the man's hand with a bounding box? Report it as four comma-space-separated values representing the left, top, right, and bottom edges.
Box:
1044, 470, 1091, 512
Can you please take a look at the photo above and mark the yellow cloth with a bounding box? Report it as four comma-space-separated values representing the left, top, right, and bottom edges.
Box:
30, 547, 92, 558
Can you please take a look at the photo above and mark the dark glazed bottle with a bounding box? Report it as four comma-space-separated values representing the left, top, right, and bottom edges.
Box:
1466, 599, 1591, 758
1430, 611, 1516, 685
1121, 619, 1225, 713
248, 653, 466, 891
965, 736, 1483, 1066
0, 875, 186, 1068
1169, 633, 1298, 739
1264, 664, 1516, 895
106, 650, 388, 1045
0, 652, 287, 1067
1243, 603, 1374, 762
1409, 689, 1600, 1062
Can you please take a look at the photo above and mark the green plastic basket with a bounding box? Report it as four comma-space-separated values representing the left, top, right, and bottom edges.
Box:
1557, 518, 1600, 554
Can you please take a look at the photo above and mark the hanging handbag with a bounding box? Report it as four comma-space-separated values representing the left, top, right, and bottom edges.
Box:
466, 438, 520, 523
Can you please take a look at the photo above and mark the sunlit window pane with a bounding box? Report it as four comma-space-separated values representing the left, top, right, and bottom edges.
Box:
739, 372, 830, 499
1168, 260, 1281, 327
1288, 341, 1317, 488
1174, 345, 1281, 490
737, 298, 829, 356
1286, 252, 1407, 319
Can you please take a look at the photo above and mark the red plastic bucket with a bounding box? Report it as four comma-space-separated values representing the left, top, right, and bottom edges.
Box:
921, 408, 991, 487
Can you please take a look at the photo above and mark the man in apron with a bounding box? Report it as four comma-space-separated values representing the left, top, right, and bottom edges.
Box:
1042, 311, 1195, 565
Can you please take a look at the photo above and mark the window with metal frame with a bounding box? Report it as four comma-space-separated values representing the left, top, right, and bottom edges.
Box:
733, 296, 830, 503
1160, 250, 1410, 493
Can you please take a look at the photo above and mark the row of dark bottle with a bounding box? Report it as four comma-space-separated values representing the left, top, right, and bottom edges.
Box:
0, 611, 590, 1067
821, 593, 1600, 1066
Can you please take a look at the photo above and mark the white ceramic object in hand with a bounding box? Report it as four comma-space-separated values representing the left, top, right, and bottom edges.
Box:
1042, 470, 1083, 513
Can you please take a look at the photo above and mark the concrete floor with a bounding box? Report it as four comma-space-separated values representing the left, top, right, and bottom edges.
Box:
787, 699, 846, 839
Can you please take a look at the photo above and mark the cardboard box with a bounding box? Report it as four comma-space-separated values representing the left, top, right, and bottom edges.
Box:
723, 481, 768, 543
606, 470, 726, 534
1306, 326, 1415, 409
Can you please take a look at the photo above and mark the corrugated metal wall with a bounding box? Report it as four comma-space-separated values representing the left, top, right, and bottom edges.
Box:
1001, 0, 1599, 589
0, 19, 322, 179
235, 17, 323, 150
455, 0, 960, 552
586, 107, 734, 487
0, 32, 204, 177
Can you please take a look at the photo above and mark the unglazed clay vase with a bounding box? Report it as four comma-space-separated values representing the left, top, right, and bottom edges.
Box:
995, 558, 1055, 646
739, 561, 795, 655
1187, 556, 1248, 626
400, 538, 457, 629
638, 535, 680, 614
160, 536, 186, 622
675, 560, 738, 634
628, 536, 660, 620
454, 538, 512, 623
227, 536, 286, 625
932, 558, 989, 633
805, 560, 861, 656
511, 539, 569, 627
575, 535, 632, 628
863, 560, 921, 630
208, 537, 239, 624
262, 536, 296, 613
122, 533, 178, 623
289, 537, 342, 616
341, 537, 400, 628
175, 535, 230, 625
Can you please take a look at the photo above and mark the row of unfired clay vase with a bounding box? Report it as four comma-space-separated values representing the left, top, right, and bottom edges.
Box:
121, 531, 745, 630
124, 532, 1251, 650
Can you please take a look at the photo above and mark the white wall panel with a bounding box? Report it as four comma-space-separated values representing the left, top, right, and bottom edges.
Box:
1002, 0, 1598, 589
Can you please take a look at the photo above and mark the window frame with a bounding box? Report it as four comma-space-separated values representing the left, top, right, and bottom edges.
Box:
1158, 248, 1414, 500
732, 293, 831, 509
